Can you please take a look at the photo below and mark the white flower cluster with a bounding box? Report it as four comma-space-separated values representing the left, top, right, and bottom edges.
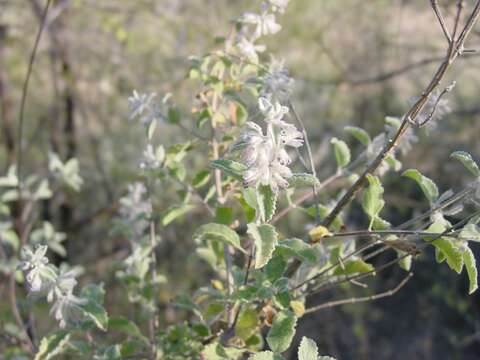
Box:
260, 57, 295, 101
235, 97, 303, 191
128, 90, 167, 171
128, 90, 158, 123
236, 1, 289, 63
409, 89, 452, 133
21, 245, 85, 328
119, 182, 152, 240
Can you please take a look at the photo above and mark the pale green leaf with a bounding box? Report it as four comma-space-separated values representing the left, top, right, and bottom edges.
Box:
256, 185, 277, 222
211, 159, 246, 181
402, 169, 439, 203
249, 351, 283, 360
330, 137, 351, 168
362, 174, 385, 228
161, 204, 195, 226
108, 316, 149, 344
451, 151, 480, 177
276, 238, 316, 263
266, 311, 297, 353
344, 126, 371, 146
432, 237, 464, 274
288, 173, 320, 188
298, 336, 318, 360
463, 247, 478, 294
248, 223, 278, 269
235, 308, 259, 340
194, 223, 245, 253
35, 331, 70, 360
459, 224, 480, 242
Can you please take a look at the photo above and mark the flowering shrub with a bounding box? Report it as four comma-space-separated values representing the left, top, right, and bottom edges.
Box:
3, 0, 480, 359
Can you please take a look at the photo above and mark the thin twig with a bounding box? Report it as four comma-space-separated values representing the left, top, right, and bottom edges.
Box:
431, 0, 453, 43
17, 0, 52, 191
304, 272, 413, 314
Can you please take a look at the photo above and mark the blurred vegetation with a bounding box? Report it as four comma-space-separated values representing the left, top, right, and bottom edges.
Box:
1, 0, 480, 359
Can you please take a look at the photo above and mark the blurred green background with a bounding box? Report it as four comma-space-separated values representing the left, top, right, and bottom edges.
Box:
1, 0, 480, 358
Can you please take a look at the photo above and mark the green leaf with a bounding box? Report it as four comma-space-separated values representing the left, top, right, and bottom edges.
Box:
266, 311, 297, 353
215, 206, 233, 225
161, 204, 195, 226
298, 336, 318, 360
108, 316, 149, 344
202, 342, 244, 360
451, 151, 480, 177
80, 300, 109, 331
459, 223, 480, 242
344, 126, 371, 146
80, 284, 108, 331
211, 159, 246, 181
402, 169, 439, 204
192, 170, 211, 188
81, 283, 105, 305
362, 174, 385, 229
432, 237, 464, 274
288, 173, 320, 188
319, 357, 337, 360
276, 238, 316, 263
334, 259, 374, 275
249, 351, 283, 360
463, 247, 478, 294
248, 223, 278, 269
330, 137, 351, 168
194, 223, 245, 253
265, 256, 287, 282
167, 106, 181, 124
235, 308, 259, 340
146, 119, 157, 140
35, 331, 70, 360
256, 185, 277, 222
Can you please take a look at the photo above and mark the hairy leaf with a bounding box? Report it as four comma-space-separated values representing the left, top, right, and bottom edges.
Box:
108, 316, 149, 344
35, 331, 70, 360
402, 169, 439, 204
211, 159, 246, 181
248, 223, 278, 269
330, 137, 351, 168
344, 126, 371, 146
463, 247, 478, 294
194, 223, 245, 253
288, 173, 320, 188
362, 174, 385, 228
267, 311, 297, 353
161, 204, 195, 226
451, 151, 480, 177
298, 336, 318, 360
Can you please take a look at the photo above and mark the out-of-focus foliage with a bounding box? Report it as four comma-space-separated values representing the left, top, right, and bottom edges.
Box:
1, 0, 480, 359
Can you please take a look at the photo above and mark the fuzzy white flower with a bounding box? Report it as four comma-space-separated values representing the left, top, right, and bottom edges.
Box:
128, 90, 157, 121
410, 90, 451, 134
235, 98, 303, 191
261, 58, 294, 101
119, 182, 152, 238
50, 291, 86, 328
46, 267, 82, 303
240, 11, 282, 39
140, 144, 161, 170
21, 245, 52, 292
236, 36, 266, 63
385, 116, 418, 156
267, 0, 289, 13
258, 97, 289, 126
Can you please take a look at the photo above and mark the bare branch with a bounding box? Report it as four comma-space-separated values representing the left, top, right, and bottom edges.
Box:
304, 272, 413, 314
